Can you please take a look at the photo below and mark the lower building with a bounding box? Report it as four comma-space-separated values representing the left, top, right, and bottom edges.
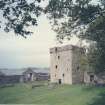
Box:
84, 71, 105, 85
19, 68, 50, 82
0, 75, 22, 85
0, 68, 50, 85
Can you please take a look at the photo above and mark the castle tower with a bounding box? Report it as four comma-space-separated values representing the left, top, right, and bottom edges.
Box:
50, 45, 84, 84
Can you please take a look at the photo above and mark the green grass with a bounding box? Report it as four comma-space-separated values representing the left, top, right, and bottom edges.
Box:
0, 82, 105, 105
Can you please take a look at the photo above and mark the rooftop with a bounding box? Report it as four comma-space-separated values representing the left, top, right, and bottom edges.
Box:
0, 68, 49, 76
50, 44, 84, 53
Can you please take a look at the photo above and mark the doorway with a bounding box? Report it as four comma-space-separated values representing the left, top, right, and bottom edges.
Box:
90, 75, 94, 82
58, 79, 62, 84
29, 73, 33, 81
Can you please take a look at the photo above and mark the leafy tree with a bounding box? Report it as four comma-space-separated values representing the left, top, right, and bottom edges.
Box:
46, 0, 105, 73
0, 0, 105, 72
0, 0, 43, 38
46, 0, 101, 41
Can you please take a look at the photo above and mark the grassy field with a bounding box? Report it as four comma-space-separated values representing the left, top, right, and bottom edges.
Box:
0, 82, 105, 105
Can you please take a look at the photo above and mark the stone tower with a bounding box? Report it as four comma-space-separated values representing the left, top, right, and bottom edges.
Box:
50, 45, 84, 84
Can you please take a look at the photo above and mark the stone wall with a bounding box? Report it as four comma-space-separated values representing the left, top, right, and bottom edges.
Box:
36, 73, 50, 81
50, 45, 84, 84
22, 69, 50, 82
0, 75, 21, 85
22, 69, 36, 82
50, 46, 73, 84
72, 47, 84, 84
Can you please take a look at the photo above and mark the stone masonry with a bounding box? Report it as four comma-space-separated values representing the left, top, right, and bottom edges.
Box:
50, 44, 84, 84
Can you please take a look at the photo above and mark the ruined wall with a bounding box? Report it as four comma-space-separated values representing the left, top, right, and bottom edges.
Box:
22, 70, 36, 82
72, 47, 84, 84
0, 75, 22, 85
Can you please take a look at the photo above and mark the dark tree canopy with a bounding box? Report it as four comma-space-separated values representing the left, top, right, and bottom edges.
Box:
46, 0, 101, 42
0, 0, 103, 39
46, 0, 105, 73
0, 0, 43, 38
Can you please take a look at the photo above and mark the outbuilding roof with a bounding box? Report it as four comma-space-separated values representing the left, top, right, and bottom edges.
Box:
0, 68, 49, 76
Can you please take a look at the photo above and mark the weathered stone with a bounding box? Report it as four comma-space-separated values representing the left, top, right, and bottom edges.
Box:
50, 44, 84, 84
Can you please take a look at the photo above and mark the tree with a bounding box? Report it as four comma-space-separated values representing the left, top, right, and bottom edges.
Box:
46, 0, 105, 73
46, 0, 101, 41
0, 0, 43, 38
0, 0, 105, 72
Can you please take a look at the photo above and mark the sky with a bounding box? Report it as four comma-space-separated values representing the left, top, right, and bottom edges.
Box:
0, 15, 55, 68
0, 0, 98, 69
0, 14, 80, 69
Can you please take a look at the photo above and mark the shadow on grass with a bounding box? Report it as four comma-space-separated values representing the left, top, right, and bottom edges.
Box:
88, 92, 105, 105
81, 85, 105, 105
82, 84, 105, 91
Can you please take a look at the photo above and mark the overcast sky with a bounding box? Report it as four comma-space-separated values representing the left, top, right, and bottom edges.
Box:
0, 0, 99, 69
0, 14, 80, 68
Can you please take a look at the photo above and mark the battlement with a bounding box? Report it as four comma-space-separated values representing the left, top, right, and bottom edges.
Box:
50, 45, 84, 54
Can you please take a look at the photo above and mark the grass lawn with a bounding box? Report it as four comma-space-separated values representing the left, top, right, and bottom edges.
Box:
0, 82, 105, 105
